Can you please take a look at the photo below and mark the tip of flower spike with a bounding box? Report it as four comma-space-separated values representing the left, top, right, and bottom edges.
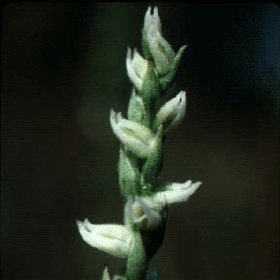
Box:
145, 6, 152, 19
147, 6, 158, 16
153, 6, 159, 17
144, 6, 161, 31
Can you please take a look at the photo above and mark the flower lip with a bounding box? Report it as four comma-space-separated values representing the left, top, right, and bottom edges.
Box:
156, 180, 202, 205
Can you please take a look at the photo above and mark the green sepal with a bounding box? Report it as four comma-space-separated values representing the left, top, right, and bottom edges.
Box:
118, 147, 142, 197
126, 230, 147, 280
141, 62, 162, 126
127, 88, 149, 127
141, 125, 164, 195
141, 28, 152, 60
159, 45, 187, 90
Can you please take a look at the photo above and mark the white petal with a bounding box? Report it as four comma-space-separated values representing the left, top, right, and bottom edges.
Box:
101, 266, 110, 280
126, 48, 143, 90
155, 181, 202, 204
154, 91, 186, 132
116, 112, 154, 142
144, 6, 161, 34
136, 196, 163, 229
77, 220, 133, 258
131, 48, 148, 78
165, 91, 187, 133
124, 196, 146, 225
148, 32, 175, 75
143, 6, 152, 31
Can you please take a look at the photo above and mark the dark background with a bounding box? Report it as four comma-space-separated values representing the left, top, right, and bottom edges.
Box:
2, 3, 279, 280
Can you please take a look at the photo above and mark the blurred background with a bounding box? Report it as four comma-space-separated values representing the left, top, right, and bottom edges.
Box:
1, 3, 279, 280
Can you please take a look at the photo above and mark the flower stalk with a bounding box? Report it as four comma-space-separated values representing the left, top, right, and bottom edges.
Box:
77, 6, 202, 280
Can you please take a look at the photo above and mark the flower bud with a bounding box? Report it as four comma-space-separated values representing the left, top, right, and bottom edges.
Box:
153, 91, 186, 134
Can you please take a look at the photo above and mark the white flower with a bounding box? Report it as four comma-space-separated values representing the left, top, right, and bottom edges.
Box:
124, 196, 166, 231
123, 181, 201, 231
76, 219, 133, 259
153, 90, 187, 134
109, 109, 156, 159
126, 48, 148, 91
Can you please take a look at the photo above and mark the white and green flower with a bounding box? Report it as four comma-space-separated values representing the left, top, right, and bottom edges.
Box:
155, 180, 202, 205
126, 48, 148, 91
124, 196, 166, 231
124, 180, 201, 231
76, 219, 133, 259
142, 6, 187, 89
110, 109, 157, 159
153, 90, 187, 134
